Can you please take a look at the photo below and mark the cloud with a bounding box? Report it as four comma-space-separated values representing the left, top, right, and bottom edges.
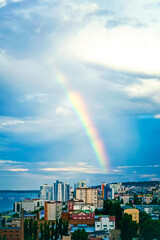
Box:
117, 165, 160, 169
19, 93, 54, 103
56, 107, 71, 116
41, 166, 111, 174
63, 21, 160, 76
0, 116, 80, 142
0, 0, 6, 8
125, 78, 160, 103
0, 0, 22, 8
4, 168, 28, 172
141, 174, 156, 178
0, 159, 20, 164
154, 114, 160, 119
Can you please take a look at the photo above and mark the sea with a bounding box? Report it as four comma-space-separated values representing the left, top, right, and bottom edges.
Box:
0, 190, 39, 213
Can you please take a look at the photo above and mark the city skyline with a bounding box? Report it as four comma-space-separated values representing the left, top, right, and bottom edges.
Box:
0, 0, 160, 189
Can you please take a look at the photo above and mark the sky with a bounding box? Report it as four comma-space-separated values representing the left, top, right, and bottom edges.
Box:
0, 0, 160, 189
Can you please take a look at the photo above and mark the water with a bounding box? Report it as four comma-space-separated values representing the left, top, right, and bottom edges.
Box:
0, 190, 39, 213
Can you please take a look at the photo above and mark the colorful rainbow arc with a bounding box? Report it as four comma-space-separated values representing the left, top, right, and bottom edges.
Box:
55, 71, 109, 171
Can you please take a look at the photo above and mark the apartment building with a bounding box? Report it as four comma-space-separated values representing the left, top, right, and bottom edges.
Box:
76, 188, 98, 207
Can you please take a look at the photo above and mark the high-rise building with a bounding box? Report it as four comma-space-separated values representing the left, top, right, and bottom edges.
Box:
40, 181, 70, 202
76, 188, 98, 206
40, 184, 54, 200
54, 180, 70, 202
74, 180, 87, 198
104, 186, 114, 200
101, 182, 106, 199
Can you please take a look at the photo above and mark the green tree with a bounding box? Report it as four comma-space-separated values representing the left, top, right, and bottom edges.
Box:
58, 218, 63, 238
44, 221, 50, 240
2, 218, 5, 227
24, 219, 29, 240
33, 220, 38, 240
51, 222, 55, 239
140, 219, 160, 240
71, 229, 88, 240
55, 219, 59, 240
103, 200, 122, 227
28, 218, 33, 238
139, 211, 151, 224
62, 220, 69, 236
40, 222, 44, 240
2, 236, 8, 240
12, 213, 19, 218
26, 237, 32, 240
133, 195, 142, 205
120, 213, 138, 240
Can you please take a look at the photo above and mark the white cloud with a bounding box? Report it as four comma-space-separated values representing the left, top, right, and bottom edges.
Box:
4, 168, 28, 172
141, 174, 156, 178
125, 78, 160, 103
0, 115, 79, 136
0, 0, 22, 8
56, 107, 71, 116
19, 93, 54, 103
154, 114, 160, 119
41, 166, 115, 174
0, 0, 6, 8
0, 159, 20, 164
118, 165, 158, 169
63, 21, 160, 76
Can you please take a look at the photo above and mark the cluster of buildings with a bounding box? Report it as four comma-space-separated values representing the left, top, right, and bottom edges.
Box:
40, 180, 70, 202
0, 180, 160, 240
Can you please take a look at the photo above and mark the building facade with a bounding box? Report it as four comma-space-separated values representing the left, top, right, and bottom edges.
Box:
124, 208, 139, 223
44, 201, 62, 221
76, 188, 98, 207
40, 181, 70, 202
0, 227, 20, 240
104, 186, 114, 200
95, 216, 115, 232
40, 184, 54, 200
54, 180, 70, 202
14, 199, 44, 212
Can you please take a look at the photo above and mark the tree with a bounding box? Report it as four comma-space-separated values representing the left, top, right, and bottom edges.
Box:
40, 222, 44, 240
120, 213, 138, 240
103, 200, 122, 227
58, 218, 63, 238
71, 229, 88, 240
51, 222, 55, 240
133, 195, 142, 205
139, 211, 151, 224
12, 213, 19, 218
24, 219, 29, 240
28, 218, 33, 238
26, 237, 32, 240
62, 220, 69, 236
33, 220, 38, 240
140, 219, 160, 240
3, 236, 7, 240
2, 218, 5, 227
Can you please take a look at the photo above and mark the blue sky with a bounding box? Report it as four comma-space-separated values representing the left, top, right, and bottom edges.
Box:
0, 0, 160, 189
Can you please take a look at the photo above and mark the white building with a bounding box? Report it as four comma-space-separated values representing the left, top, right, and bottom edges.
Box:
95, 215, 115, 232
40, 184, 54, 201
14, 199, 45, 212
68, 200, 95, 212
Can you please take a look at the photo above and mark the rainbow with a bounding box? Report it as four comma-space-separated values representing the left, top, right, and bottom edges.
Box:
55, 71, 109, 171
